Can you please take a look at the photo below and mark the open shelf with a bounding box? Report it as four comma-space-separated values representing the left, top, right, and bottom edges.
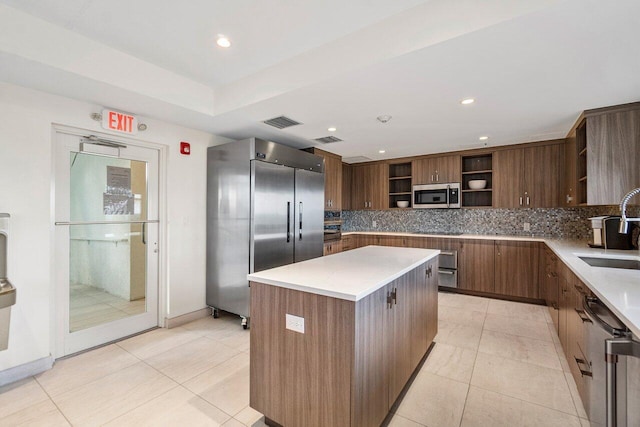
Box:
461, 154, 493, 207
388, 162, 412, 208
576, 119, 587, 205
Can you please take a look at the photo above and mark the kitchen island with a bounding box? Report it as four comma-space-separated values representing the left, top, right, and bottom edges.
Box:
247, 246, 440, 427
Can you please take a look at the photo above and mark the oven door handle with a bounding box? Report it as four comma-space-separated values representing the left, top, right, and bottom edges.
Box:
438, 270, 456, 275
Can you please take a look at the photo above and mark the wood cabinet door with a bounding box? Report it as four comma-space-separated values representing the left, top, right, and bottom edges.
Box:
458, 240, 495, 293
387, 272, 414, 406
351, 165, 367, 210
342, 163, 352, 210
495, 241, 540, 299
586, 110, 640, 205
367, 163, 388, 209
493, 149, 524, 208
352, 284, 390, 427
564, 134, 577, 207
524, 143, 564, 208
434, 155, 461, 183
324, 153, 342, 210
411, 158, 432, 185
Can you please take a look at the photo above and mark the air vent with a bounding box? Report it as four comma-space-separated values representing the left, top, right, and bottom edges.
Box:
262, 115, 302, 129
343, 156, 372, 163
315, 136, 343, 144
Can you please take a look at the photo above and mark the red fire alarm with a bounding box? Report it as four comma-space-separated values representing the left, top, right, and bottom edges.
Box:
180, 141, 191, 155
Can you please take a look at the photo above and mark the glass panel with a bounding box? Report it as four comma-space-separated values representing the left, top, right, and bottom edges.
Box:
69, 223, 147, 332
70, 152, 147, 222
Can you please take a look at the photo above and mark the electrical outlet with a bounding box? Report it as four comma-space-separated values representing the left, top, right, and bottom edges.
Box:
372, 220, 377, 228
523, 222, 530, 232
285, 314, 305, 334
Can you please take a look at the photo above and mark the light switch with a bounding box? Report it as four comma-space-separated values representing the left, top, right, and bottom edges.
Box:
286, 313, 305, 334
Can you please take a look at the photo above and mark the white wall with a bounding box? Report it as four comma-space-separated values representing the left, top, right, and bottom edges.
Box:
0, 82, 231, 373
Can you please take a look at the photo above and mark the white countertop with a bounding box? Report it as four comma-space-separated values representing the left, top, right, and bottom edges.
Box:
345, 231, 640, 336
545, 240, 640, 337
247, 246, 440, 302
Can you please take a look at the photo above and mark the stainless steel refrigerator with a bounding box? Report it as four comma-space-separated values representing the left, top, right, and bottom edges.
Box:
206, 138, 324, 327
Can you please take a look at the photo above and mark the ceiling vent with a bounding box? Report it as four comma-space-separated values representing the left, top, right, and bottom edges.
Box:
262, 115, 302, 129
343, 156, 372, 163
315, 136, 343, 144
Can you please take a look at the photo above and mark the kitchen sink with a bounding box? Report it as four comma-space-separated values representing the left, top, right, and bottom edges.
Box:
578, 256, 640, 270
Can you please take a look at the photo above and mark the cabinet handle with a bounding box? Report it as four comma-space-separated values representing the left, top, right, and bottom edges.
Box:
387, 291, 394, 309
552, 302, 559, 310
426, 265, 433, 277
391, 287, 397, 305
575, 308, 593, 323
436, 173, 439, 182
519, 196, 523, 206
431, 174, 434, 182
574, 357, 593, 377
574, 284, 586, 295
526, 196, 530, 206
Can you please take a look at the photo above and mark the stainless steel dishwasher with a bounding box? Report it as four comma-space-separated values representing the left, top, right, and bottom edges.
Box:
583, 295, 640, 427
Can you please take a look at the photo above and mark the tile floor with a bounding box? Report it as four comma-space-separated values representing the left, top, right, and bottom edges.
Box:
70, 283, 145, 332
0, 292, 589, 426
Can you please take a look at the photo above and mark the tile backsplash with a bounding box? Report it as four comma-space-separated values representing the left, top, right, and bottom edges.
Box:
343, 206, 640, 240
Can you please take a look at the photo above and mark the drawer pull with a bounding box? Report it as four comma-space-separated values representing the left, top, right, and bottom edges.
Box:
574, 357, 593, 377
574, 284, 587, 295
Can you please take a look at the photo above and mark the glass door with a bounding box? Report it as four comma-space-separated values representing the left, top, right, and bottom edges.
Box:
54, 130, 160, 356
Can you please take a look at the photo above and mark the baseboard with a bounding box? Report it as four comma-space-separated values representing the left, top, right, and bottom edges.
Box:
0, 355, 54, 387
165, 307, 211, 329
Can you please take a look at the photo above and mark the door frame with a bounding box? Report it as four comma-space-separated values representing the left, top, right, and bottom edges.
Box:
51, 124, 168, 358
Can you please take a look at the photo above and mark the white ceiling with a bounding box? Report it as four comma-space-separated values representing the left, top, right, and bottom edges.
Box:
1, 0, 639, 162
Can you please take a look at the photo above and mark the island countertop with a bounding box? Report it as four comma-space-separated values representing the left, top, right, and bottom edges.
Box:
247, 245, 439, 301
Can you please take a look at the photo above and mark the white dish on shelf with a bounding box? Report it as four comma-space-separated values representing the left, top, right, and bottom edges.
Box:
396, 201, 410, 208
468, 179, 487, 190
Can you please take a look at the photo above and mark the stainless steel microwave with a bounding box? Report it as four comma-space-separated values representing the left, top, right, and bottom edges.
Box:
413, 183, 461, 209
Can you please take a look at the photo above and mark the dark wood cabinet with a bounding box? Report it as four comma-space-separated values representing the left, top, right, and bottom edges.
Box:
351, 163, 388, 210
543, 246, 560, 331
458, 239, 495, 293
494, 142, 564, 208
308, 148, 342, 211
323, 240, 343, 256
584, 107, 640, 205
342, 163, 352, 210
494, 241, 540, 299
412, 155, 460, 185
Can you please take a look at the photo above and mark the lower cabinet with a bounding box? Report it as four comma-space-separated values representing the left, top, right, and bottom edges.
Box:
458, 239, 495, 293
323, 240, 342, 255
494, 241, 540, 299
543, 246, 560, 332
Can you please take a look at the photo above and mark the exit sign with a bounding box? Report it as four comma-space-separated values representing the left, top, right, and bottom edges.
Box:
102, 109, 138, 135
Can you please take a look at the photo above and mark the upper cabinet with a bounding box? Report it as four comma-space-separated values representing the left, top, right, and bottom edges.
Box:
570, 105, 640, 205
308, 148, 342, 211
412, 155, 461, 185
494, 141, 564, 208
342, 163, 352, 211
351, 163, 388, 210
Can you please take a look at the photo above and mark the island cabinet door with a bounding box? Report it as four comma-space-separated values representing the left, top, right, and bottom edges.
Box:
352, 284, 391, 427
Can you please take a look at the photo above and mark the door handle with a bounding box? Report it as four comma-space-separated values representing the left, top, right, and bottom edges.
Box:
299, 202, 303, 240
142, 222, 146, 245
286, 201, 291, 243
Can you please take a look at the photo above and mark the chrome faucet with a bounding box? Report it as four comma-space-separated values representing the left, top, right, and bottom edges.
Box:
619, 187, 640, 233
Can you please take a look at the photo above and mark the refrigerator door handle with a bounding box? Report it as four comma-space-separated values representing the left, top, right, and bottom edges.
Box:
299, 202, 303, 240
287, 201, 291, 243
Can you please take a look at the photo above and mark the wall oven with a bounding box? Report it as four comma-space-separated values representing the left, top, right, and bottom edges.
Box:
413, 183, 461, 209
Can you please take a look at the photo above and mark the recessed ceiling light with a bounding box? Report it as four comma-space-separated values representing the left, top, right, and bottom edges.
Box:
377, 115, 392, 123
461, 98, 475, 105
216, 35, 231, 48
379, 150, 386, 154
479, 136, 489, 141
328, 127, 337, 132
